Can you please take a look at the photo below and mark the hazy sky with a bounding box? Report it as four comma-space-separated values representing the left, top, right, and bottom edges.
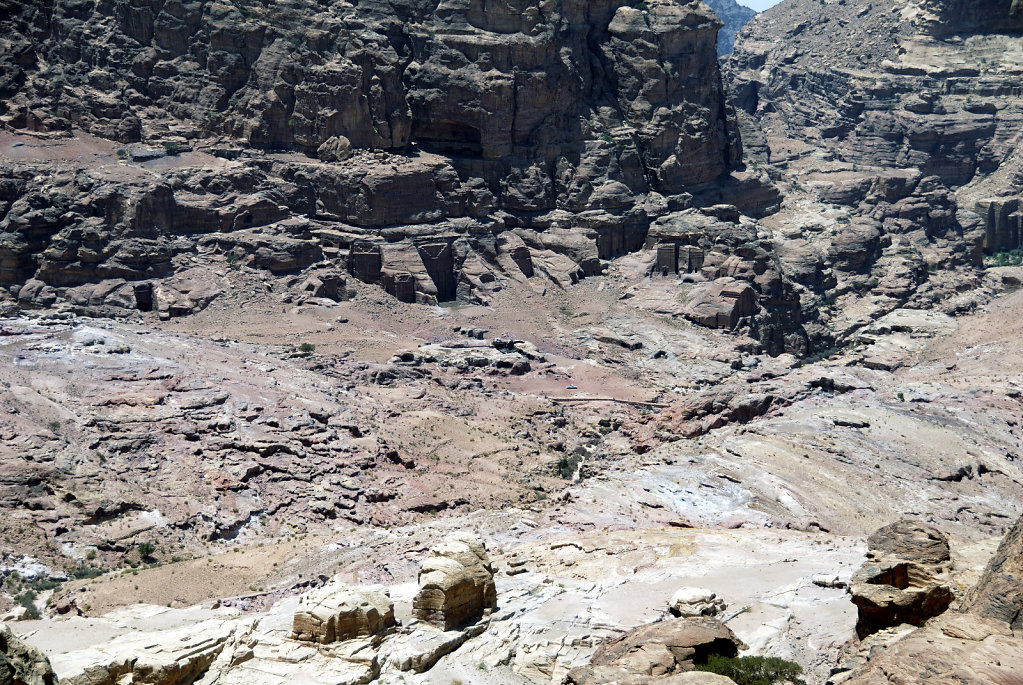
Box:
737, 0, 783, 10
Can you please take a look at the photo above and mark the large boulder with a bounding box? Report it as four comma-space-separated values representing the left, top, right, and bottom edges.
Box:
412, 533, 497, 630
866, 520, 951, 566
567, 617, 745, 683
292, 584, 396, 644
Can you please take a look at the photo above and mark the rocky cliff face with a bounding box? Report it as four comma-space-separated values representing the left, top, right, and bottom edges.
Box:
0, 0, 826, 354
703, 0, 756, 56
1, 0, 740, 187
726, 0, 1023, 255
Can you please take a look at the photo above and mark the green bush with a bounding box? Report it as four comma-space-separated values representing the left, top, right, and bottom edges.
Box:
47, 421, 61, 432
162, 141, 181, 155
137, 541, 156, 559
14, 591, 40, 619
299, 342, 316, 353
695, 655, 805, 685
557, 454, 581, 479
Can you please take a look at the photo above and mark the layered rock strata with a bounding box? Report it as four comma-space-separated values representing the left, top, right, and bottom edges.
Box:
0, 624, 57, 685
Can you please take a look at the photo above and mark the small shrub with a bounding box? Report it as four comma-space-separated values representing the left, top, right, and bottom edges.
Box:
137, 541, 156, 559
600, 132, 614, 144
47, 421, 61, 432
162, 141, 181, 155
695, 655, 805, 685
299, 342, 316, 353
225, 252, 239, 269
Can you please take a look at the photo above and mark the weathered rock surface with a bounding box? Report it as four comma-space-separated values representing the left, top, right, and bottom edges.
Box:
0, 624, 57, 685
52, 618, 241, 685
866, 520, 951, 567
292, 584, 395, 644
962, 515, 1023, 630
726, 0, 1023, 259
835, 517, 1023, 684
412, 533, 497, 630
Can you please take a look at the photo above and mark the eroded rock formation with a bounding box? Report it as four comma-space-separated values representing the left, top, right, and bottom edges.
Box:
835, 516, 1023, 684
849, 521, 954, 639
412, 533, 497, 630
567, 616, 745, 684
292, 584, 396, 644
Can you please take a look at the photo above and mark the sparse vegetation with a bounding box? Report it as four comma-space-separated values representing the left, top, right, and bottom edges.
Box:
984, 248, 1023, 267
162, 141, 181, 155
137, 541, 156, 559
299, 342, 316, 353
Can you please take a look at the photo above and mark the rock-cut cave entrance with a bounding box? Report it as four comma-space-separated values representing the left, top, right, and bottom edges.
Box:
415, 121, 483, 157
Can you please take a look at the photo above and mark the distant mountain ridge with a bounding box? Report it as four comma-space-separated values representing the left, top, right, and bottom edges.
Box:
705, 0, 757, 56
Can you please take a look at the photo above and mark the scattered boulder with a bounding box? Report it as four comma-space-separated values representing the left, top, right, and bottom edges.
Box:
292, 584, 395, 644
317, 136, 353, 163
668, 587, 727, 618
296, 268, 349, 302
412, 533, 497, 630
0, 624, 57, 685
